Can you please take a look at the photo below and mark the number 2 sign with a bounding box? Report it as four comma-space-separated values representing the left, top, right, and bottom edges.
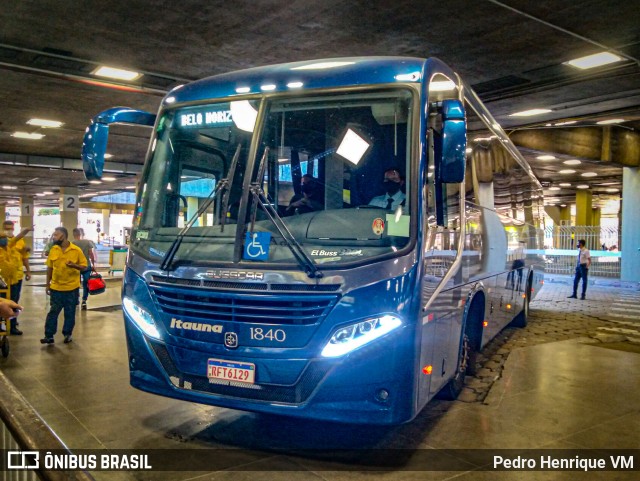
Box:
61, 195, 79, 211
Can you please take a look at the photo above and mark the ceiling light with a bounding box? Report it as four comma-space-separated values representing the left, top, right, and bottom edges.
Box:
473, 136, 497, 142
548, 187, 561, 191
12, 132, 44, 140
563, 159, 581, 165
596, 119, 625, 125
554, 120, 577, 126
559, 169, 576, 174
292, 61, 355, 70
27, 118, 63, 128
1, 186, 17, 190
536, 155, 556, 161
576, 184, 590, 189
509, 109, 552, 117
559, 183, 571, 187
465, 147, 473, 154
42, 191, 54, 195
89, 180, 102, 184
336, 129, 370, 165
230, 100, 258, 133
125, 185, 136, 189
235, 87, 251, 94
102, 176, 117, 181
35, 193, 46, 197
92, 66, 142, 81
606, 188, 618, 193
103, 153, 113, 159
565, 52, 622, 70
581, 172, 598, 177
560, 204, 567, 207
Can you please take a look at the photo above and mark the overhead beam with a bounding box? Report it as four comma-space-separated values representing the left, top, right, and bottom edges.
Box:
0, 152, 142, 174
509, 127, 640, 166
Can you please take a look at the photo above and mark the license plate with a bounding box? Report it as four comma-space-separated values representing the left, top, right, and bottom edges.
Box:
207, 358, 255, 384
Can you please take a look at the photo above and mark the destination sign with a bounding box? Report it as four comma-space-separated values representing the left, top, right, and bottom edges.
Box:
176, 105, 233, 128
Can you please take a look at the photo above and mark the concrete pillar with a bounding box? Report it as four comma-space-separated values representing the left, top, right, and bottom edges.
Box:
621, 167, 640, 282
101, 209, 111, 242
592, 208, 601, 228
59, 188, 79, 232
575, 190, 592, 227
19, 196, 34, 253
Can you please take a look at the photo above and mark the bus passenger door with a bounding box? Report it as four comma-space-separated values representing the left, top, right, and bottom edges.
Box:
419, 227, 459, 402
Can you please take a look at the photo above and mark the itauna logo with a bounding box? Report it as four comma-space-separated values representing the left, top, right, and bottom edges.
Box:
170, 318, 223, 333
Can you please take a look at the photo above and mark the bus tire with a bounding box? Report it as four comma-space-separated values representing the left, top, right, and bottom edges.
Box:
436, 334, 469, 400
511, 275, 532, 328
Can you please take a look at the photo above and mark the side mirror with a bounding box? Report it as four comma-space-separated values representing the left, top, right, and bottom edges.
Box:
439, 99, 466, 184
82, 107, 156, 180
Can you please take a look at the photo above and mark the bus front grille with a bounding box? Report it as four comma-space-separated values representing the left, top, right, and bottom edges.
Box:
149, 281, 338, 325
148, 341, 332, 404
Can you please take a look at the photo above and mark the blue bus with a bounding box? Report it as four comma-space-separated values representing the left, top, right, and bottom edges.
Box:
82, 57, 544, 424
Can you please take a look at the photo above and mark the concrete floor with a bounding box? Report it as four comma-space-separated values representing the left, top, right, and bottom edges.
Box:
1, 269, 639, 481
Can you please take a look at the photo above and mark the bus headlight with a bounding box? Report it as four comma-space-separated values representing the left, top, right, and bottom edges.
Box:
123, 297, 161, 339
321, 315, 402, 358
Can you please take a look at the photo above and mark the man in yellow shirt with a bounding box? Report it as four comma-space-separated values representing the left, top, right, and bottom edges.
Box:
0, 226, 32, 333
41, 227, 87, 345
3, 221, 32, 335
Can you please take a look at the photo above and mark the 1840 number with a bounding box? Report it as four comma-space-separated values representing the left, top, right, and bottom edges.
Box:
249, 327, 286, 342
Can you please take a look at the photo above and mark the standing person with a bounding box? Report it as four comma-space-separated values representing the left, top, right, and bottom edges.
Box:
3, 221, 32, 335
568, 239, 591, 300
72, 228, 97, 310
41, 227, 87, 345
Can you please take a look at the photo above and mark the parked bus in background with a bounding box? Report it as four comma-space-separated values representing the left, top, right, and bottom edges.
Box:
82, 57, 544, 424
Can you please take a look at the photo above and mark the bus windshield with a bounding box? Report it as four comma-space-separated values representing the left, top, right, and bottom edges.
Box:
133, 89, 415, 268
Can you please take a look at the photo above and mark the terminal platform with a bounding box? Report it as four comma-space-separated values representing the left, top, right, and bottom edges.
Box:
1, 268, 639, 480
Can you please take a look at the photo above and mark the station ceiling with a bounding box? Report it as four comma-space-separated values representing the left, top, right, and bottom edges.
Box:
0, 0, 638, 210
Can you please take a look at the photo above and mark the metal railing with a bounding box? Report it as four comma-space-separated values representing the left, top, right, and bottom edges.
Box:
0, 371, 96, 481
543, 225, 621, 277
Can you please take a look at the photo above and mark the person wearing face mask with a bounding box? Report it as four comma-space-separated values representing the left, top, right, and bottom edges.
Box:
368, 168, 406, 210
285, 174, 324, 215
0, 225, 32, 334
41, 227, 87, 345
3, 221, 32, 335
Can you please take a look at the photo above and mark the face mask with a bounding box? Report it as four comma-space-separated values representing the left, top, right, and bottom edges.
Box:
53, 239, 64, 246
384, 180, 401, 196
0, 238, 7, 247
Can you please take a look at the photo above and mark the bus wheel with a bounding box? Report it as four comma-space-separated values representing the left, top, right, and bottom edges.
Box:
436, 334, 469, 400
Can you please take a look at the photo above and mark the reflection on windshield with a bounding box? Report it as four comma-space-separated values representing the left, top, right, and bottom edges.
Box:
133, 90, 415, 268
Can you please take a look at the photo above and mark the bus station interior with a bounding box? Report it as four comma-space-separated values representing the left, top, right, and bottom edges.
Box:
1, 1, 640, 479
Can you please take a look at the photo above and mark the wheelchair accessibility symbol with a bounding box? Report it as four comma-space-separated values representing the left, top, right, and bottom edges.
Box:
243, 232, 271, 261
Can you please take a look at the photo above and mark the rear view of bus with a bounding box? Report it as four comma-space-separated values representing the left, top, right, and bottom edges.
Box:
82, 57, 543, 424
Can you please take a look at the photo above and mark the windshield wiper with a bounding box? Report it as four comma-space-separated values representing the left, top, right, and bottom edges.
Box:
160, 144, 242, 271
247, 147, 322, 279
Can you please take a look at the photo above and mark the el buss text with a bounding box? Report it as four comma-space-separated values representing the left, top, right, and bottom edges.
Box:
494, 454, 634, 471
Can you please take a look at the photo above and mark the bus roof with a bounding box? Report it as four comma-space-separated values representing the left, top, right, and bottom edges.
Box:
166, 57, 427, 104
